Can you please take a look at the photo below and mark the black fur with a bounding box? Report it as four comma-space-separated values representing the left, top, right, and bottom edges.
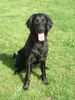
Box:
14, 13, 53, 90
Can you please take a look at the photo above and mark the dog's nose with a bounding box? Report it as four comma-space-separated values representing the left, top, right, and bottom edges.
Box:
40, 28, 43, 31
39, 26, 44, 29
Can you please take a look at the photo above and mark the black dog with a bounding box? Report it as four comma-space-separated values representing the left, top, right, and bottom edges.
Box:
14, 13, 53, 90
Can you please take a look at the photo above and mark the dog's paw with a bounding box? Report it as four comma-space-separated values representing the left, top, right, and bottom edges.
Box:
14, 68, 22, 75
13, 70, 17, 75
23, 85, 28, 90
23, 81, 30, 90
41, 75, 49, 85
43, 79, 49, 85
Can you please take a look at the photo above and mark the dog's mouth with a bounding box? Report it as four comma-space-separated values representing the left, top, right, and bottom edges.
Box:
38, 33, 45, 41
34, 26, 45, 41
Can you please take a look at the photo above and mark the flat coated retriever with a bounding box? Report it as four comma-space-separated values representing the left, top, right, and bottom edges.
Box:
14, 13, 53, 90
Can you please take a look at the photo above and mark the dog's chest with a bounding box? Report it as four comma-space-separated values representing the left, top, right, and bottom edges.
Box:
32, 42, 48, 58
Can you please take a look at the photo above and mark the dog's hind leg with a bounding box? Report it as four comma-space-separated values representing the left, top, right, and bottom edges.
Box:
14, 64, 23, 75
13, 53, 24, 74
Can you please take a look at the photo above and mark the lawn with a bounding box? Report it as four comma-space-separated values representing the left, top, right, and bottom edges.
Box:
0, 0, 75, 100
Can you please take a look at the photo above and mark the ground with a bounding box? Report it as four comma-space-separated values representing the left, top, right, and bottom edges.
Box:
0, 0, 75, 100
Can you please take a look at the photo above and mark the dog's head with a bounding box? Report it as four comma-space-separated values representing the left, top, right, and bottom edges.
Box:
26, 13, 53, 41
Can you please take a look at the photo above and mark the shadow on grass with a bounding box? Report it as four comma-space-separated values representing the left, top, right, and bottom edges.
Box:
0, 53, 24, 82
0, 53, 15, 70
0, 53, 41, 82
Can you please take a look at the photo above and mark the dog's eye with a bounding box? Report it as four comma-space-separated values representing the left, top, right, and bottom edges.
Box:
42, 18, 46, 23
42, 19, 45, 22
35, 19, 39, 24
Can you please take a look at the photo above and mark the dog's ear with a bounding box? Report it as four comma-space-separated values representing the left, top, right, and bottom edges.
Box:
45, 15, 53, 32
26, 15, 34, 29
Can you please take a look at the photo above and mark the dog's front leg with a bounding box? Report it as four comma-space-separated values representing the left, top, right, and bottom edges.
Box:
40, 61, 49, 84
23, 53, 35, 90
23, 61, 31, 90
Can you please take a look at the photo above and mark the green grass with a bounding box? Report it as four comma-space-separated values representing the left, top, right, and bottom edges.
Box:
0, 0, 75, 100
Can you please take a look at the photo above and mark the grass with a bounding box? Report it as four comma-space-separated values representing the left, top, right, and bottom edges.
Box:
0, 0, 75, 100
